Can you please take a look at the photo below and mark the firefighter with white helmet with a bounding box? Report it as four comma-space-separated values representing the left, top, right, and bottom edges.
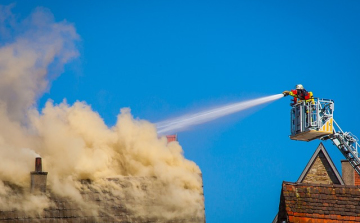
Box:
295, 84, 304, 90
283, 84, 314, 105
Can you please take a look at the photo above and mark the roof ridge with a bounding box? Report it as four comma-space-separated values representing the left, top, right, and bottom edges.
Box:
283, 181, 360, 188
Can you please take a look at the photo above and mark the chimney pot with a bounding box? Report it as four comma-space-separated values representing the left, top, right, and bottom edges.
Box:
35, 157, 42, 172
166, 134, 178, 143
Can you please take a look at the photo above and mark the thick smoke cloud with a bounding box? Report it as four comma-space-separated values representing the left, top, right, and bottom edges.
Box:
0, 5, 203, 219
0, 5, 79, 121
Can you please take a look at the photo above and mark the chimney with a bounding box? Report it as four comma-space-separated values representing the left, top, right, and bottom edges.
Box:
166, 134, 177, 143
341, 160, 360, 186
30, 157, 48, 194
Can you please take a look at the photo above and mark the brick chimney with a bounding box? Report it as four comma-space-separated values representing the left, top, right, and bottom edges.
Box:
341, 160, 360, 185
166, 134, 177, 143
30, 157, 48, 194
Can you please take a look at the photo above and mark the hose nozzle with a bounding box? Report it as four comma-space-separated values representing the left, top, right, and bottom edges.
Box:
282, 91, 290, 96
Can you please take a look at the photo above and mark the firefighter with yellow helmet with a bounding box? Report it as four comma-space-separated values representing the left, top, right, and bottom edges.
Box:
283, 84, 314, 105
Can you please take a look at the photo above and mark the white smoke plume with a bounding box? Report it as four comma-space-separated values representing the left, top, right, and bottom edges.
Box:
0, 4, 203, 219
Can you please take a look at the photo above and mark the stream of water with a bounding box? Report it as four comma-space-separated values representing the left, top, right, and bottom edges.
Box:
156, 94, 284, 135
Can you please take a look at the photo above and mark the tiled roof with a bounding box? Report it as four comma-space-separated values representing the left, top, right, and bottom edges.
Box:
278, 181, 360, 223
0, 177, 205, 223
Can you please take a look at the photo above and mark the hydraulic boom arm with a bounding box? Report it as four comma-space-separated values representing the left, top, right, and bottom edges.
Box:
325, 120, 360, 175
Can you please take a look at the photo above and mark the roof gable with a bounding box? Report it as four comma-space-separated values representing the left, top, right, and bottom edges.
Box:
297, 143, 344, 185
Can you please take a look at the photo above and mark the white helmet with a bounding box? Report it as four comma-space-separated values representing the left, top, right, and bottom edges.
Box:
295, 84, 304, 90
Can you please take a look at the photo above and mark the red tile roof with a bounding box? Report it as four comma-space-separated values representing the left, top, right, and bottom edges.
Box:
277, 181, 360, 223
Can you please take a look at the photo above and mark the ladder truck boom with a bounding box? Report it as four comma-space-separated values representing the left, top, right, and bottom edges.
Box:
289, 98, 360, 175
329, 121, 360, 175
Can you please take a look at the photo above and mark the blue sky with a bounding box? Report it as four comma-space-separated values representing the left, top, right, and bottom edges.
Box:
3, 1, 360, 222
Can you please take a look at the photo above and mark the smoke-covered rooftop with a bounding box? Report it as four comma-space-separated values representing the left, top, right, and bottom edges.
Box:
0, 5, 205, 222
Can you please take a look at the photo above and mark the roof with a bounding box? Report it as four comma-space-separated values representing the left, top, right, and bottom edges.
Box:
272, 214, 278, 223
297, 143, 344, 185
0, 177, 205, 222
277, 181, 360, 222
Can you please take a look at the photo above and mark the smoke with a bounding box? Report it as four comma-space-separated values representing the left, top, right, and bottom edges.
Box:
0, 5, 79, 122
156, 94, 284, 135
0, 4, 203, 219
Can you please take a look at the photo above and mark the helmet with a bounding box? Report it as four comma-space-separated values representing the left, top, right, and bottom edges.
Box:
295, 84, 304, 90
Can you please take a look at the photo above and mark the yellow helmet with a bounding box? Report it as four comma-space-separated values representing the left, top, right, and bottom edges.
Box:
295, 84, 304, 90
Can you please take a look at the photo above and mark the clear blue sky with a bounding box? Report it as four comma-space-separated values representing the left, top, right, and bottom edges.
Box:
3, 1, 360, 222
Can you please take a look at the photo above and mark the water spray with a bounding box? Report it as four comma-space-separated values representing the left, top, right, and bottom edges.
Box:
156, 94, 284, 135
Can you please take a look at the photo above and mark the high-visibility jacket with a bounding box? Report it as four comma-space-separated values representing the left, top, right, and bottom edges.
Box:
289, 89, 314, 104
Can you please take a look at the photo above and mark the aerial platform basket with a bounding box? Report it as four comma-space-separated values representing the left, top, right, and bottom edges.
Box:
290, 98, 334, 142
288, 96, 360, 176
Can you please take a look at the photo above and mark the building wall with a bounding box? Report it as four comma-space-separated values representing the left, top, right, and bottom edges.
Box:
355, 171, 360, 186
340, 160, 360, 186
302, 153, 340, 184
341, 160, 355, 185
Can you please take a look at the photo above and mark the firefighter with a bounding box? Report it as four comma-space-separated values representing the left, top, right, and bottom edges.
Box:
283, 84, 314, 105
